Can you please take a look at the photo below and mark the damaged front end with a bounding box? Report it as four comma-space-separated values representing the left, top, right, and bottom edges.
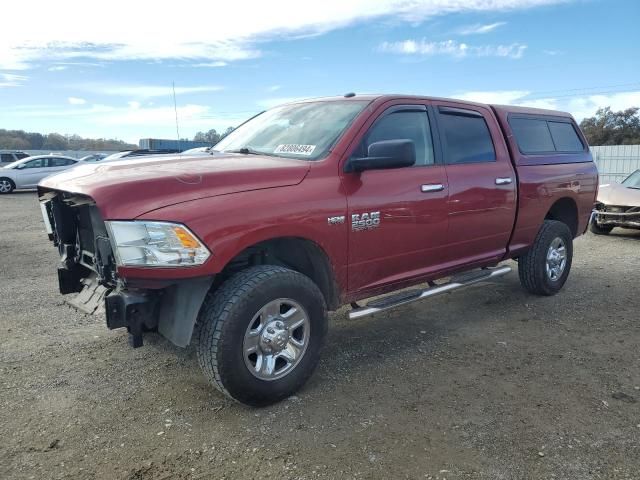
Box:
592, 203, 640, 229
39, 189, 212, 348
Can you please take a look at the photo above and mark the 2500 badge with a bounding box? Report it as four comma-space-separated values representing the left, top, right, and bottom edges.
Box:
351, 211, 380, 231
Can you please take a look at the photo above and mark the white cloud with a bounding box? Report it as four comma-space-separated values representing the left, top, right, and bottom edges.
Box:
48, 65, 67, 71
267, 85, 282, 92
72, 83, 224, 98
67, 96, 86, 105
0, 0, 570, 69
1, 102, 251, 142
452, 89, 640, 120
190, 61, 228, 68
457, 22, 507, 35
455, 90, 531, 104
379, 39, 527, 59
0, 72, 27, 87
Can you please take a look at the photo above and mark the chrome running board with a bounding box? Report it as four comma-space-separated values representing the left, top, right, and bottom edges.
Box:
348, 265, 512, 320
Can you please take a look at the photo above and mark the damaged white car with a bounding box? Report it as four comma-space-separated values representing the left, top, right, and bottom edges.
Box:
591, 170, 640, 234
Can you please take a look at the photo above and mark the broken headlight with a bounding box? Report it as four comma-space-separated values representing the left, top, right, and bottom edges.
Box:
105, 221, 211, 267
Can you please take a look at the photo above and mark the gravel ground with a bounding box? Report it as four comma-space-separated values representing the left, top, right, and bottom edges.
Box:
1, 191, 639, 480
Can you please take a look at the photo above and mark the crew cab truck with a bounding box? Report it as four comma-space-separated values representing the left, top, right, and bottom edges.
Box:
38, 94, 597, 406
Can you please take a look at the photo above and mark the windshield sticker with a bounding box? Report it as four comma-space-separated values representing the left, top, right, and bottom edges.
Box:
274, 144, 316, 156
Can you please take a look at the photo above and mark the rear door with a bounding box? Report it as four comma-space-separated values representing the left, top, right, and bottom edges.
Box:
433, 102, 517, 265
341, 102, 450, 295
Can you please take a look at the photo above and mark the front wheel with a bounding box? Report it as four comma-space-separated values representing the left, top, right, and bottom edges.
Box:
0, 178, 15, 194
196, 265, 327, 407
518, 220, 573, 296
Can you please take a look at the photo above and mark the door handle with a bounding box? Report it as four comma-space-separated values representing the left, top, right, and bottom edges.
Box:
421, 184, 444, 193
495, 177, 513, 185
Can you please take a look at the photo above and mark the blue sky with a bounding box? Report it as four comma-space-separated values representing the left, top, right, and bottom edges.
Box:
1, 0, 638, 144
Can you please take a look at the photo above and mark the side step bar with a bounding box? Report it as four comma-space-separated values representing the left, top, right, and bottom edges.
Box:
348, 265, 512, 320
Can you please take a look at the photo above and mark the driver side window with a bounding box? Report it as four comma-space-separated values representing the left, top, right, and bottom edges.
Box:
356, 110, 434, 166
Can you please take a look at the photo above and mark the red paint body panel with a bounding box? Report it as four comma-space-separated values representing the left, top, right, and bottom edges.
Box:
39, 94, 598, 306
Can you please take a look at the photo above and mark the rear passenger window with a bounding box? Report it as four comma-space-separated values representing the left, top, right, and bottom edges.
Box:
50, 158, 75, 167
509, 118, 555, 153
548, 122, 584, 152
509, 117, 584, 154
438, 109, 496, 164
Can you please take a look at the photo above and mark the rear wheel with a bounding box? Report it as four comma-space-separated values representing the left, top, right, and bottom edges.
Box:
590, 220, 614, 235
0, 178, 15, 194
196, 265, 327, 406
518, 220, 573, 296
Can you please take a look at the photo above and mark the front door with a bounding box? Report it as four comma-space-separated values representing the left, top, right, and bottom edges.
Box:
341, 103, 449, 296
15, 157, 49, 188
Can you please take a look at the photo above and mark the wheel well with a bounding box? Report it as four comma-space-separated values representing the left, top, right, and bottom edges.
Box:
0, 176, 16, 186
216, 237, 340, 310
545, 197, 578, 237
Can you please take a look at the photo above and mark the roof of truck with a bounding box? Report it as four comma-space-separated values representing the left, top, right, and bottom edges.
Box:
285, 94, 574, 119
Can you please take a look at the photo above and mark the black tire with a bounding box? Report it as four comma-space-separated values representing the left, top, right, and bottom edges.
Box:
518, 220, 573, 296
196, 265, 327, 407
590, 220, 613, 235
0, 177, 15, 194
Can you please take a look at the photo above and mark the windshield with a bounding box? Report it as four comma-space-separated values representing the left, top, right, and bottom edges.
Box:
622, 170, 640, 189
3, 158, 29, 169
214, 100, 369, 160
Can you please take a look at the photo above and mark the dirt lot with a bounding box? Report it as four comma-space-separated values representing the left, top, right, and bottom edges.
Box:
1, 191, 639, 480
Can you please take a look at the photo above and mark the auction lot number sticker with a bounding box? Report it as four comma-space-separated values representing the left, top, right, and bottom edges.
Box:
274, 144, 316, 155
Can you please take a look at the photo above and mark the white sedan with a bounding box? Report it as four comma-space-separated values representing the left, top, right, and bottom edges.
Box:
0, 155, 81, 194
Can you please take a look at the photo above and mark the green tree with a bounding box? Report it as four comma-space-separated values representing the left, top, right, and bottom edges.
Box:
43, 133, 68, 150
579, 107, 640, 146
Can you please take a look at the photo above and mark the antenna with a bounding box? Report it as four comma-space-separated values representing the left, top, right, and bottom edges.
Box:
172, 81, 181, 152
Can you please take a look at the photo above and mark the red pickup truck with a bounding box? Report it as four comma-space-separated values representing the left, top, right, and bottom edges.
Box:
38, 94, 598, 406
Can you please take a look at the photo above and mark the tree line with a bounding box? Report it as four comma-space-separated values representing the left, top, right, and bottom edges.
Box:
192, 127, 235, 145
579, 107, 640, 146
0, 127, 237, 151
0, 129, 137, 151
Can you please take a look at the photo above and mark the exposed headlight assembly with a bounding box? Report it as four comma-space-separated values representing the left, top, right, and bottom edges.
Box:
106, 221, 211, 267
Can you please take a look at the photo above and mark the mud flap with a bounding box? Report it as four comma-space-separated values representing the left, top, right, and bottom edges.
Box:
65, 275, 111, 315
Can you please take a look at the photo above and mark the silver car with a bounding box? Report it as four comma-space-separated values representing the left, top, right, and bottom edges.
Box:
0, 155, 81, 194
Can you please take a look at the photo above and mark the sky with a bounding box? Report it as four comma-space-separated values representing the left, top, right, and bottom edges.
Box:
1, 0, 639, 144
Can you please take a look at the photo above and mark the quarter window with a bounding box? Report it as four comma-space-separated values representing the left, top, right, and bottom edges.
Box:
50, 157, 75, 167
548, 121, 584, 152
509, 118, 555, 153
360, 110, 434, 166
509, 117, 584, 154
1, 153, 14, 162
438, 109, 496, 164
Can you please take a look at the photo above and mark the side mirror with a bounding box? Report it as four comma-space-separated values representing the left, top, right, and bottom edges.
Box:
346, 139, 416, 173
15, 163, 26, 170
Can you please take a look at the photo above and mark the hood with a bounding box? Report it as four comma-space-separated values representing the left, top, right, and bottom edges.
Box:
597, 183, 640, 207
39, 154, 310, 219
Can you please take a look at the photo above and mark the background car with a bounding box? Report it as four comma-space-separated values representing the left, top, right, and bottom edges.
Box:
99, 149, 181, 162
0, 150, 30, 167
0, 155, 80, 194
591, 169, 640, 234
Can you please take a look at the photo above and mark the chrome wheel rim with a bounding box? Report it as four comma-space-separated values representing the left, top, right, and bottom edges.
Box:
546, 237, 567, 281
243, 298, 310, 381
0, 180, 11, 193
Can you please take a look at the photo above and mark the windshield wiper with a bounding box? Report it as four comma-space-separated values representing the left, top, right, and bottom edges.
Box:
225, 147, 277, 157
